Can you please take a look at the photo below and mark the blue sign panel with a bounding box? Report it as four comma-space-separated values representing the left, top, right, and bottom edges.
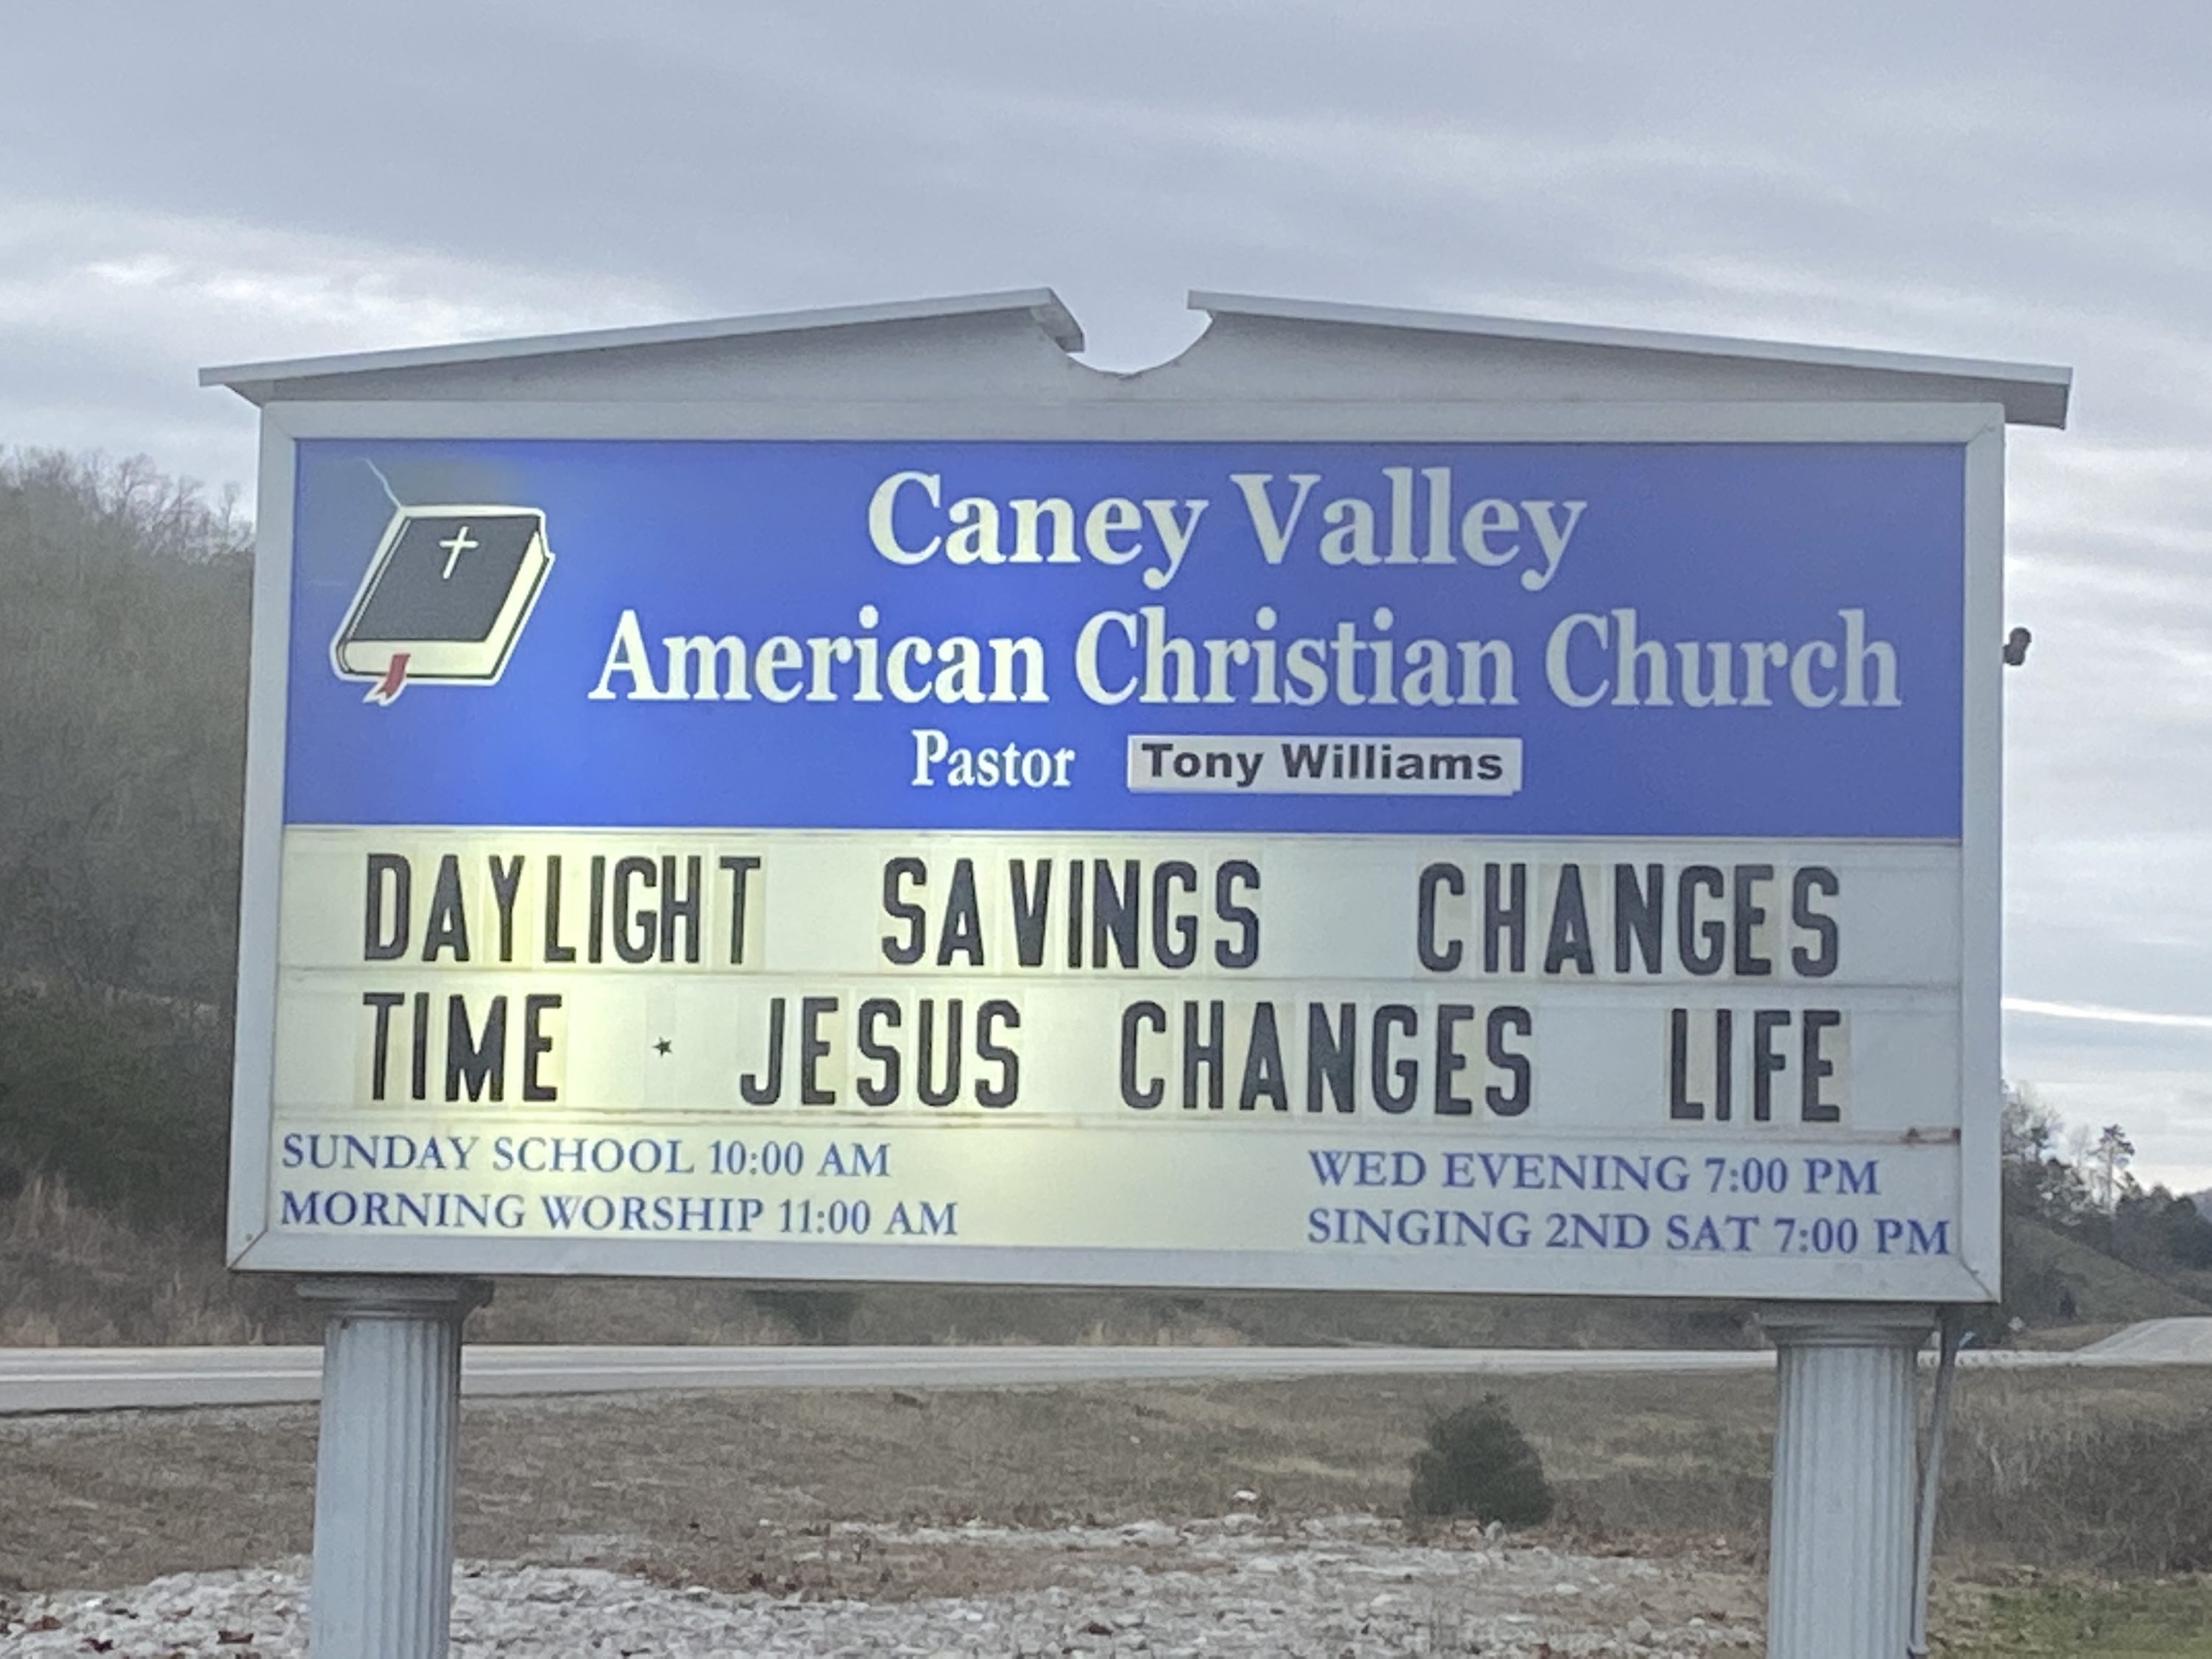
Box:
285, 439, 1964, 837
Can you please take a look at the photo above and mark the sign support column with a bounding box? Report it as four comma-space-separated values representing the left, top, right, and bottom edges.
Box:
301, 1276, 490, 1659
1761, 1303, 1933, 1659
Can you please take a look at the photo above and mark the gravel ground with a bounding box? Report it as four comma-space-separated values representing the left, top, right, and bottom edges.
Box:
0, 1514, 1759, 1657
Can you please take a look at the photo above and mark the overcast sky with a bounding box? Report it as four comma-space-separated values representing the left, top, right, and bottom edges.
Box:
4, 1, 2208, 1186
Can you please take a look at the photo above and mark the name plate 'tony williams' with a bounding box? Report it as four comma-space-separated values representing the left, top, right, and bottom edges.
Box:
1127, 734, 1522, 795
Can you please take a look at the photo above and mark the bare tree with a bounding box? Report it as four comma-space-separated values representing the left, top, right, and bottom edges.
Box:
2088, 1124, 2138, 1214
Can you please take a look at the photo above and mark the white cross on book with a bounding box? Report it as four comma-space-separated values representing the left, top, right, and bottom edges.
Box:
439, 525, 479, 579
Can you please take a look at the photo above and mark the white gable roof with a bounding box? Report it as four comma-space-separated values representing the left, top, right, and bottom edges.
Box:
203, 287, 2070, 427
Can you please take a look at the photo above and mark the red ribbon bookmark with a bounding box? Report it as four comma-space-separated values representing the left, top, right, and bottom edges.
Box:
365, 653, 410, 704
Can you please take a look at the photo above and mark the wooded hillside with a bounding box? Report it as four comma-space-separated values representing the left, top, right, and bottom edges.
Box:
0, 451, 249, 1234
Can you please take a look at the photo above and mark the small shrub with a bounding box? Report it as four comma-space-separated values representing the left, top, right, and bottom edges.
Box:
1408, 1394, 1554, 1525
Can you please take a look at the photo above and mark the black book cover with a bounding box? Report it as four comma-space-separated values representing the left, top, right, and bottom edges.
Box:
331, 504, 553, 702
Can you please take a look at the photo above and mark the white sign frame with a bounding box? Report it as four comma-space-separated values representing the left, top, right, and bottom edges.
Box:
228, 397, 2003, 1301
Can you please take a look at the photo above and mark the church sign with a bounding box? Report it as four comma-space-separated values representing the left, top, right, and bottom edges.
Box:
225, 397, 2000, 1299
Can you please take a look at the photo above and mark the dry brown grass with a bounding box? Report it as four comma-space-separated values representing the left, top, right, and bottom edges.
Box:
8, 1363, 2207, 1599
0, 1370, 1721, 1596
0, 1173, 272, 1347
1942, 1370, 2212, 1573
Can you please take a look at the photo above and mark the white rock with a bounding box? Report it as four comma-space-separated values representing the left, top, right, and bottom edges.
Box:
0, 1519, 1761, 1657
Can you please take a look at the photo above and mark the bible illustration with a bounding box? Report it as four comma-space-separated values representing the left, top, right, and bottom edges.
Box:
330, 503, 554, 703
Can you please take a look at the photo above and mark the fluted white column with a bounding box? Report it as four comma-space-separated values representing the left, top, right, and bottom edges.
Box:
302, 1277, 490, 1659
1761, 1304, 1932, 1659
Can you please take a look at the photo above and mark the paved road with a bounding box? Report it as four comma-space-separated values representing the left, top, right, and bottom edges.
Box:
2064, 1315, 2212, 1364
0, 1343, 1769, 1415
3, 1318, 2208, 1416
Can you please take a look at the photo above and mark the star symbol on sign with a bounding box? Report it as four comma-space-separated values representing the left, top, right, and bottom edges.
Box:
653, 1038, 673, 1056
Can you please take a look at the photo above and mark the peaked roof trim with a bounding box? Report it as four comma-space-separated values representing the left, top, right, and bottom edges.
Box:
200, 288, 1084, 392
1190, 291, 2072, 428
